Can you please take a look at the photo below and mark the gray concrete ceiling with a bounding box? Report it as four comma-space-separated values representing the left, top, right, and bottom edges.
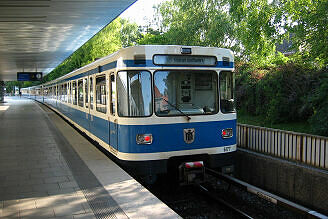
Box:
0, 0, 137, 81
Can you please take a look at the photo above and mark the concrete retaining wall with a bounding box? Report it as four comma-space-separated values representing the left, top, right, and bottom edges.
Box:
235, 148, 328, 215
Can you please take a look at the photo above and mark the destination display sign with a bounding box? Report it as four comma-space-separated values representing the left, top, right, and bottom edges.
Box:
153, 55, 217, 66
17, 72, 43, 81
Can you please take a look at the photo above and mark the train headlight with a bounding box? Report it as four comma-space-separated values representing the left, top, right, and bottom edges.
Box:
136, 134, 153, 144
222, 128, 233, 138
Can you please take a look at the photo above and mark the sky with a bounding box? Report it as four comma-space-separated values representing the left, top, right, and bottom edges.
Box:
120, 0, 166, 26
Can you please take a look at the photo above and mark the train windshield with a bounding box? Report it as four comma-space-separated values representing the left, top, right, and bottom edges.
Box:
154, 70, 218, 116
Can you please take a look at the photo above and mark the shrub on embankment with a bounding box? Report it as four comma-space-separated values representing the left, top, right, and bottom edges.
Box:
235, 62, 328, 136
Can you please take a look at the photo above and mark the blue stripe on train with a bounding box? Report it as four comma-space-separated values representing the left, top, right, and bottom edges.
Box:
117, 119, 236, 153
46, 99, 236, 154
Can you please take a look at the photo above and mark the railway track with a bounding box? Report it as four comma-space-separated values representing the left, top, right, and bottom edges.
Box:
205, 168, 328, 219
196, 183, 254, 218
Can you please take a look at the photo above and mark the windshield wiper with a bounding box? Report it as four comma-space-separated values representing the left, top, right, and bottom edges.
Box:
162, 98, 191, 121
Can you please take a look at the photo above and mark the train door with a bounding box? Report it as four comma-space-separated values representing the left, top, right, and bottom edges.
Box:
109, 73, 118, 150
90, 74, 109, 145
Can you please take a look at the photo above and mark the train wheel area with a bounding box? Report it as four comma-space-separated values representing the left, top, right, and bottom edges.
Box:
0, 97, 179, 219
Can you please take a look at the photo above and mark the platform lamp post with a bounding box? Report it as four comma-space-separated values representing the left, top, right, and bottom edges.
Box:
0, 81, 4, 103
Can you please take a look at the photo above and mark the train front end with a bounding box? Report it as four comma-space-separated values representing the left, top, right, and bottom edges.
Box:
116, 46, 236, 183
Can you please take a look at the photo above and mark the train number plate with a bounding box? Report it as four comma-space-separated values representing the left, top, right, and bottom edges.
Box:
224, 146, 232, 152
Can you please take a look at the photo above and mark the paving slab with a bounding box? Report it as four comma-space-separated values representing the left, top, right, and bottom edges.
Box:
0, 98, 95, 219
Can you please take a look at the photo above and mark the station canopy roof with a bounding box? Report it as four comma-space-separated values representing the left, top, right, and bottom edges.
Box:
0, 0, 137, 81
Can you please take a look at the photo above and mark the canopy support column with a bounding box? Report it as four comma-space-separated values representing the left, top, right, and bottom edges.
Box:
0, 81, 4, 102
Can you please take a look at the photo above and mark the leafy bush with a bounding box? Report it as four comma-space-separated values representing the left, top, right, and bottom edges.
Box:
308, 69, 328, 136
236, 62, 318, 124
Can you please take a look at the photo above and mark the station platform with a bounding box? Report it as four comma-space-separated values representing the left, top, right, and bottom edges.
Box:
0, 97, 180, 219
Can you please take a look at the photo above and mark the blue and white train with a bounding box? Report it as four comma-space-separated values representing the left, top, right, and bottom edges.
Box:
23, 45, 236, 183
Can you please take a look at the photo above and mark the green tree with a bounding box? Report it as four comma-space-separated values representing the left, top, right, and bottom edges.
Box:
120, 19, 142, 47
43, 18, 141, 82
139, 0, 235, 47
282, 0, 328, 66
141, 0, 290, 66
228, 0, 290, 65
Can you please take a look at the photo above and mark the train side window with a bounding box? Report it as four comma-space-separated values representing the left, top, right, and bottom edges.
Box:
90, 77, 94, 110
110, 73, 115, 115
96, 75, 106, 113
62, 84, 65, 102
117, 71, 152, 117
72, 81, 77, 105
55, 86, 57, 99
56, 85, 59, 100
84, 78, 88, 108
68, 82, 71, 103
64, 83, 67, 102
78, 80, 83, 107
58, 85, 62, 101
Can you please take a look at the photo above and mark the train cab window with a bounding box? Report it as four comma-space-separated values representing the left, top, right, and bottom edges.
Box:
72, 81, 77, 105
96, 76, 106, 113
219, 71, 235, 113
90, 77, 94, 110
117, 71, 152, 117
84, 78, 88, 108
78, 80, 83, 107
154, 70, 218, 116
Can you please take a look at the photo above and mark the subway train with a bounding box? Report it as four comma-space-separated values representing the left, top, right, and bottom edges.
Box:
23, 45, 236, 184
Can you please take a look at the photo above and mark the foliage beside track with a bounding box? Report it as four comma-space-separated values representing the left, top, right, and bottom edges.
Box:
235, 63, 328, 136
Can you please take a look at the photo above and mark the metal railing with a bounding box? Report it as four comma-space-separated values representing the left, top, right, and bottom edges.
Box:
237, 124, 328, 170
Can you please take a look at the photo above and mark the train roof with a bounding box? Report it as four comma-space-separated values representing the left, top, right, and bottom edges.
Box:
29, 45, 234, 88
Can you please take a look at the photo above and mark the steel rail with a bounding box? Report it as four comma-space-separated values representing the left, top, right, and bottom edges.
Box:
196, 184, 254, 219
205, 168, 328, 219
